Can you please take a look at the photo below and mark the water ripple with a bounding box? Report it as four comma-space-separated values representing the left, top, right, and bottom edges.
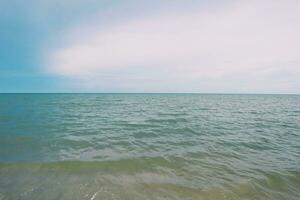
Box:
0, 94, 299, 199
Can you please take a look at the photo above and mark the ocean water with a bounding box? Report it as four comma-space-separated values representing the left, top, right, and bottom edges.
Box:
0, 94, 299, 200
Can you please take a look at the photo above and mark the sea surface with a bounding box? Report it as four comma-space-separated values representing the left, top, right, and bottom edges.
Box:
0, 94, 299, 200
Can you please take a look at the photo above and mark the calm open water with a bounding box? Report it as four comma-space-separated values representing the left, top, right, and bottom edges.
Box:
0, 94, 299, 200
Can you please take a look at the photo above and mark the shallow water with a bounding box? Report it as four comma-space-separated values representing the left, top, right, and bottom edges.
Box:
0, 94, 299, 199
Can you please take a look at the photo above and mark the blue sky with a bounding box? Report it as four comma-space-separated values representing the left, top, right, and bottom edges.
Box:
1, 0, 299, 93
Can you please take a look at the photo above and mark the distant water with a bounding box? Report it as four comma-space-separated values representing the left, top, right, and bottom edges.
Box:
0, 94, 299, 200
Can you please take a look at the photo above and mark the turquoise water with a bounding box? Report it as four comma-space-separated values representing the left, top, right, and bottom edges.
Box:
0, 94, 299, 200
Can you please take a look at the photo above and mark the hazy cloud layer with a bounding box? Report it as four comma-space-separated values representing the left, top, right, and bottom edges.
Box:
46, 0, 300, 92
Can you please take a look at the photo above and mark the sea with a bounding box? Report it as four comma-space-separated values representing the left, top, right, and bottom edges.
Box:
0, 94, 299, 200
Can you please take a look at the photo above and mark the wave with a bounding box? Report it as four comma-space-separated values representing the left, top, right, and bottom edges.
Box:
0, 157, 174, 172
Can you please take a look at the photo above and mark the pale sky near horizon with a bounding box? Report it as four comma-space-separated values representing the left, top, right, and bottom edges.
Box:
0, 0, 300, 93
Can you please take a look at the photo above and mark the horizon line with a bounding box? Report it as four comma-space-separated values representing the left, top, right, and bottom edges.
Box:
0, 92, 299, 95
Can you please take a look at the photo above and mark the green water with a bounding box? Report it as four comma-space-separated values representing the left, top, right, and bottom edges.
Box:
0, 94, 299, 199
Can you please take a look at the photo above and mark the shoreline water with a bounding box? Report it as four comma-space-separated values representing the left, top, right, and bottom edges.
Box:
0, 94, 299, 199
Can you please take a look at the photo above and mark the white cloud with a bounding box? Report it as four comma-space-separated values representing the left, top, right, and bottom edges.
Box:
46, 0, 300, 92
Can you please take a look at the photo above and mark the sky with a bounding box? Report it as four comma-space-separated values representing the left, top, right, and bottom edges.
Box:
0, 0, 299, 93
